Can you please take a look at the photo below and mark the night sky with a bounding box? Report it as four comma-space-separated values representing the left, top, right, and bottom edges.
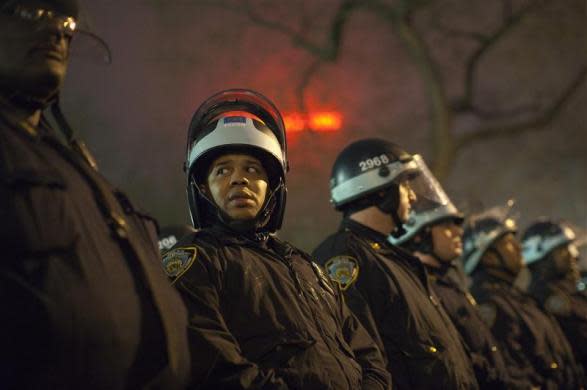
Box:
62, 0, 585, 253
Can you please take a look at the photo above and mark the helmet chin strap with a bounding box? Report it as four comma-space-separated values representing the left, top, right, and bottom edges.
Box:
377, 184, 406, 239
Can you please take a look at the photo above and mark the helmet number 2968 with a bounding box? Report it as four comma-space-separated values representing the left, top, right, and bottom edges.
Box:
359, 155, 390, 171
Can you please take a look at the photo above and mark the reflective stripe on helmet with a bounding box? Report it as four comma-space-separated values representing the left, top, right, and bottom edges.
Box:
522, 227, 576, 264
330, 159, 418, 207
187, 117, 284, 172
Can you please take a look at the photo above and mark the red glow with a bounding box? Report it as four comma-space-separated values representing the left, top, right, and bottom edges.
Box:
283, 111, 343, 133
309, 112, 342, 132
283, 113, 306, 133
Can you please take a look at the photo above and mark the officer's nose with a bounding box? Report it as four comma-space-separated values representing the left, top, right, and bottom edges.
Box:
408, 188, 417, 204
230, 171, 249, 186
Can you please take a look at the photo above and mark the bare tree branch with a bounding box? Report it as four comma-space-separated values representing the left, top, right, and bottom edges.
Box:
456, 67, 586, 150
431, 22, 488, 43
471, 102, 542, 120
458, 0, 543, 111
296, 59, 323, 113
245, 0, 360, 61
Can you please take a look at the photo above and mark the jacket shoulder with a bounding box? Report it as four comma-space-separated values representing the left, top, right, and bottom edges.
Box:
312, 229, 360, 264
162, 230, 221, 281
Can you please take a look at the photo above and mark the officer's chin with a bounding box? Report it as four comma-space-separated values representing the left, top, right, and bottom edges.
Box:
20, 62, 67, 98
226, 207, 260, 221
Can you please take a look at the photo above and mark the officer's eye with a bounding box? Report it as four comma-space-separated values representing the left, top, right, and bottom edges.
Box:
215, 167, 230, 176
247, 166, 260, 174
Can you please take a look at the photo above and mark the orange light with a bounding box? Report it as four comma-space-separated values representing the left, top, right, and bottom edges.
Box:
283, 111, 343, 133
309, 112, 342, 132
283, 113, 306, 133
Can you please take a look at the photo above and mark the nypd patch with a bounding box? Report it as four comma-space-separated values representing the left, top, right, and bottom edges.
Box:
325, 256, 359, 291
162, 247, 197, 279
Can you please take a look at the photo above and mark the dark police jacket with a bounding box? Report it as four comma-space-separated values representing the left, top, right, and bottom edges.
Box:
471, 271, 584, 390
312, 219, 479, 390
164, 225, 391, 389
0, 113, 190, 389
529, 277, 587, 382
426, 265, 531, 389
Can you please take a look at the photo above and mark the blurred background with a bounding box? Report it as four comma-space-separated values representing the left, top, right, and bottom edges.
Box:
64, 0, 585, 253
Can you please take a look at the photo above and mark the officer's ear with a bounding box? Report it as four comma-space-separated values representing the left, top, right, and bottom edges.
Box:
199, 184, 209, 195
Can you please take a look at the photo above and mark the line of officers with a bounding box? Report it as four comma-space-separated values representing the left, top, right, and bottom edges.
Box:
157, 90, 587, 389
1, 1, 586, 388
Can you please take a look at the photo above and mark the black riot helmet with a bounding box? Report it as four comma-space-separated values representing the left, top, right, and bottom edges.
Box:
329, 138, 418, 237
0, 0, 79, 18
185, 89, 288, 233
0, 0, 111, 69
462, 201, 518, 275
522, 219, 585, 265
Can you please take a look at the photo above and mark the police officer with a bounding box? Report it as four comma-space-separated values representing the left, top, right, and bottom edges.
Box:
523, 219, 587, 381
464, 207, 584, 389
395, 159, 528, 388
0, 1, 190, 388
163, 90, 390, 389
312, 139, 478, 389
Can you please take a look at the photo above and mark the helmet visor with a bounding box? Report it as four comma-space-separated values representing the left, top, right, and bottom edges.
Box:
390, 155, 462, 244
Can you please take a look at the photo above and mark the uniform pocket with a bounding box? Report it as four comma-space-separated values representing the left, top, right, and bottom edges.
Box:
1, 169, 78, 256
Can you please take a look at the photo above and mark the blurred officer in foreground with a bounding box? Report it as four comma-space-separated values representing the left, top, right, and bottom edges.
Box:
464, 205, 584, 389
0, 0, 190, 388
397, 160, 524, 389
523, 219, 587, 381
312, 139, 478, 389
163, 90, 390, 389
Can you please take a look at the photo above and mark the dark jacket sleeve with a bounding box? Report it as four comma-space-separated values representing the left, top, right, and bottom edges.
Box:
479, 296, 545, 388
337, 286, 392, 390
176, 252, 288, 390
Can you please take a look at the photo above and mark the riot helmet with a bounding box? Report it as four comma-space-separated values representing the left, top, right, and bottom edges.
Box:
389, 155, 463, 246
522, 219, 585, 265
185, 89, 288, 234
462, 201, 518, 275
0, 0, 111, 71
329, 138, 418, 237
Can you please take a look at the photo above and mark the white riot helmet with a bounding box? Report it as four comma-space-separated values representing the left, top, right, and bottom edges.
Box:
185, 89, 288, 233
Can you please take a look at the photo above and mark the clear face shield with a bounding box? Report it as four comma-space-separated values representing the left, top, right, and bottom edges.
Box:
389, 155, 461, 245
0, 2, 111, 64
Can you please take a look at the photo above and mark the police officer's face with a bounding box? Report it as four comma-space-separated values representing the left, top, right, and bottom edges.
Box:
431, 220, 464, 262
0, 3, 71, 99
397, 181, 416, 223
551, 244, 580, 282
492, 233, 524, 275
205, 153, 269, 221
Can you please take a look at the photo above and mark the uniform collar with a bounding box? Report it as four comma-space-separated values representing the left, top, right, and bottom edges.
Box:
340, 218, 390, 248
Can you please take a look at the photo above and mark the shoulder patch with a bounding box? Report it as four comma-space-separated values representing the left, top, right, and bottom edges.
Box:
545, 293, 571, 316
478, 303, 497, 328
324, 256, 359, 291
162, 246, 197, 279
